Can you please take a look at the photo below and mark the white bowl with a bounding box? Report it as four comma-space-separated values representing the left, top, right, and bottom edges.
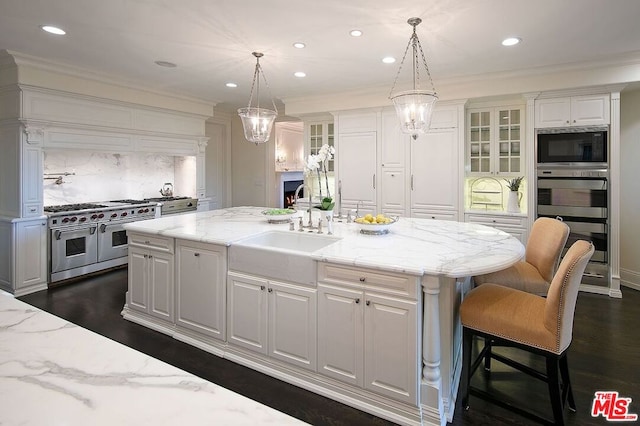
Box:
354, 217, 398, 235
261, 208, 298, 224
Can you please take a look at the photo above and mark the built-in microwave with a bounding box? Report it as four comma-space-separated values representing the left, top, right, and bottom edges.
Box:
537, 129, 607, 167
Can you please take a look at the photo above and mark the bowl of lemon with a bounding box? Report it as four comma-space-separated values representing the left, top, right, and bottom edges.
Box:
354, 213, 397, 235
261, 208, 298, 224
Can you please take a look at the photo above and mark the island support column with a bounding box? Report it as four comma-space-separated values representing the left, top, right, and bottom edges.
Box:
420, 275, 445, 426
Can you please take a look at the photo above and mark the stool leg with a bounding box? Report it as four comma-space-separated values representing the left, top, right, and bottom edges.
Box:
546, 356, 565, 426
559, 354, 576, 411
461, 328, 472, 409
483, 337, 492, 372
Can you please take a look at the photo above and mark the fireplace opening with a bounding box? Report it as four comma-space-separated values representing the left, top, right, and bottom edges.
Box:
284, 180, 303, 208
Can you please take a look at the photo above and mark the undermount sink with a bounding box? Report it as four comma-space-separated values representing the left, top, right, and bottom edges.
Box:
229, 231, 341, 286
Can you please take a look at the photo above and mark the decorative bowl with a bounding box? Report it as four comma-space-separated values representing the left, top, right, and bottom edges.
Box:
354, 216, 398, 235
261, 208, 298, 224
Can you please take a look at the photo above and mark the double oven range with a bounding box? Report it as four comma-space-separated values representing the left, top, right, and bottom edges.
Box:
45, 196, 198, 284
536, 128, 609, 286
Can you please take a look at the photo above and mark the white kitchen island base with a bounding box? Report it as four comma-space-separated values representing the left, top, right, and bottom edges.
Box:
122, 207, 524, 426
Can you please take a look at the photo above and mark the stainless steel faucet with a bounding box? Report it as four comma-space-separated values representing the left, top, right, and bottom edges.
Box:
356, 200, 363, 218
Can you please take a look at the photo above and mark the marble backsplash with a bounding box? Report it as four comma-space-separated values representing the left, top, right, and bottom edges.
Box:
43, 151, 194, 206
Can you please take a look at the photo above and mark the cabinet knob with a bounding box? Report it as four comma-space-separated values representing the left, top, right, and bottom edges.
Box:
144, 254, 148, 258
260, 285, 266, 291
145, 240, 150, 244
194, 252, 200, 257
359, 277, 366, 282
355, 298, 360, 304
268, 288, 273, 293
431, 216, 436, 219
366, 300, 371, 306
566, 120, 570, 124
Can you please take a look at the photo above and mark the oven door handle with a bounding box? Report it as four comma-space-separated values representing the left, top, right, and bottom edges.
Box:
54, 230, 62, 240
99, 223, 107, 233
90, 226, 97, 235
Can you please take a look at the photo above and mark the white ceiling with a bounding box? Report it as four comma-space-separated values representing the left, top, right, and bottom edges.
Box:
2, 0, 640, 112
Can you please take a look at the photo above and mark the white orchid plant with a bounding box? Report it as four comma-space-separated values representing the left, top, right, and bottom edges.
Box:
304, 144, 335, 210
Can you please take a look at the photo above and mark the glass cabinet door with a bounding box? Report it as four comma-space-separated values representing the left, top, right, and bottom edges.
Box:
309, 123, 335, 171
497, 109, 521, 173
468, 111, 492, 173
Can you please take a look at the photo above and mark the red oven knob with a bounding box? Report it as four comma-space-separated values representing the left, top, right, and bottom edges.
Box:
79, 217, 87, 222
62, 217, 70, 223
70, 217, 77, 222
111, 213, 118, 219
138, 209, 144, 214
121, 212, 128, 217
144, 208, 149, 213
91, 214, 98, 220
98, 213, 104, 219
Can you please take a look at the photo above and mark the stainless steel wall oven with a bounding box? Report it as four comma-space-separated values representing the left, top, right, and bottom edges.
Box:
536, 168, 609, 286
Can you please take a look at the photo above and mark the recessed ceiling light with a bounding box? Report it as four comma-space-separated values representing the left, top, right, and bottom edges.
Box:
350, 29, 363, 37
502, 37, 521, 46
382, 56, 396, 64
293, 42, 306, 49
226, 82, 238, 88
40, 25, 66, 35
154, 60, 177, 68
294, 71, 306, 78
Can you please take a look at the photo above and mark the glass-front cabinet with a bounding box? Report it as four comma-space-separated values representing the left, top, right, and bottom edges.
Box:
308, 122, 334, 171
467, 106, 523, 175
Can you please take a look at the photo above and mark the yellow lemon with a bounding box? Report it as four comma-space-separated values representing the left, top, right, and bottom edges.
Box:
364, 213, 373, 222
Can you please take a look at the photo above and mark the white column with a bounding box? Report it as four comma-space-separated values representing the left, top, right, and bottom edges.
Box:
609, 91, 622, 298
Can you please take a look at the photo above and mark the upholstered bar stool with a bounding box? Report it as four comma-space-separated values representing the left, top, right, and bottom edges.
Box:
460, 240, 594, 425
474, 217, 570, 296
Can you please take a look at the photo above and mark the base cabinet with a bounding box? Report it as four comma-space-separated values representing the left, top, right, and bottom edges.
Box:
317, 280, 419, 405
127, 233, 174, 322
176, 240, 227, 340
465, 213, 528, 244
227, 271, 317, 371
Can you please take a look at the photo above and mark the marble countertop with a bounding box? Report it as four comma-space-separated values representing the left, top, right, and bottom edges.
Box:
124, 207, 525, 278
0, 291, 306, 425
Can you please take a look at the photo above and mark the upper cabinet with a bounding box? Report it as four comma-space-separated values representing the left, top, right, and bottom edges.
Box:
467, 106, 524, 176
535, 94, 610, 128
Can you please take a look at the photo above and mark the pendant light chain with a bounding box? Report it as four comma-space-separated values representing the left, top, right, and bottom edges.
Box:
388, 18, 437, 98
246, 53, 278, 114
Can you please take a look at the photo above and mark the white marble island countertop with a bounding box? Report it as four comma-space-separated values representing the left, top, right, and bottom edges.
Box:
124, 207, 524, 278
0, 291, 306, 426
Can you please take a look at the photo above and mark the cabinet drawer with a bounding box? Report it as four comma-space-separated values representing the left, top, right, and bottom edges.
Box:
412, 210, 457, 221
318, 263, 418, 299
465, 213, 526, 228
128, 232, 174, 253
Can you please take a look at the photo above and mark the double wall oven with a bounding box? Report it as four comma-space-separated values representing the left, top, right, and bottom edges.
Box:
536, 127, 609, 286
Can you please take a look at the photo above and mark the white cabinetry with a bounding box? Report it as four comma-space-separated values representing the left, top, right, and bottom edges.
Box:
535, 94, 610, 128
467, 106, 524, 176
175, 240, 226, 340
465, 213, 528, 244
227, 271, 317, 371
317, 263, 419, 405
335, 103, 463, 219
127, 232, 174, 322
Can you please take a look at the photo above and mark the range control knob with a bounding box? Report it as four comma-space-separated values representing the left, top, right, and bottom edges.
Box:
121, 212, 128, 217
187, 202, 193, 207
70, 217, 77, 222
98, 213, 105, 219
137, 209, 144, 214
79, 217, 87, 222
91, 214, 98, 220
62, 217, 70, 223
144, 208, 149, 213
110, 213, 118, 219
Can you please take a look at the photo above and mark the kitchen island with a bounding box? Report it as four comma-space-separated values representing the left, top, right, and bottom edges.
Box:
122, 207, 524, 426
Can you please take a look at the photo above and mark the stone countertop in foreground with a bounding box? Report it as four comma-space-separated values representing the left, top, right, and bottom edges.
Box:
124, 207, 525, 278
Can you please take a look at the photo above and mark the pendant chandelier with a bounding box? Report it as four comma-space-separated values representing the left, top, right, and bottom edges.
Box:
238, 52, 278, 145
389, 17, 438, 140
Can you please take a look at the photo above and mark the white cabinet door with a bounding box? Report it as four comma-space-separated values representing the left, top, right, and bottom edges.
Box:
148, 251, 174, 322
364, 292, 418, 405
380, 168, 406, 216
15, 218, 47, 290
571, 95, 610, 126
176, 241, 227, 340
268, 281, 317, 371
227, 272, 268, 355
128, 246, 149, 312
411, 128, 458, 213
317, 284, 364, 387
381, 112, 408, 168
338, 132, 377, 211
535, 98, 571, 128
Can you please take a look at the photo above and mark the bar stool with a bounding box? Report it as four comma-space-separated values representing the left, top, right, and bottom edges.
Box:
460, 240, 594, 425
474, 217, 570, 296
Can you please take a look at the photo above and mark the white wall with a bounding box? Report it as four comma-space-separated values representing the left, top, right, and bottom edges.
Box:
620, 89, 640, 290
231, 115, 268, 207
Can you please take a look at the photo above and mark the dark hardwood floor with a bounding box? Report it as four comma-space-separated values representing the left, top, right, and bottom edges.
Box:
19, 268, 640, 426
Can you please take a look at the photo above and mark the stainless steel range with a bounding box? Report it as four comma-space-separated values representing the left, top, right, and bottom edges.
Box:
45, 200, 158, 284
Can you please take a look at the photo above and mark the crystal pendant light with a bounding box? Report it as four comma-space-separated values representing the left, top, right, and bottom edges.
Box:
389, 18, 438, 140
238, 52, 278, 144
